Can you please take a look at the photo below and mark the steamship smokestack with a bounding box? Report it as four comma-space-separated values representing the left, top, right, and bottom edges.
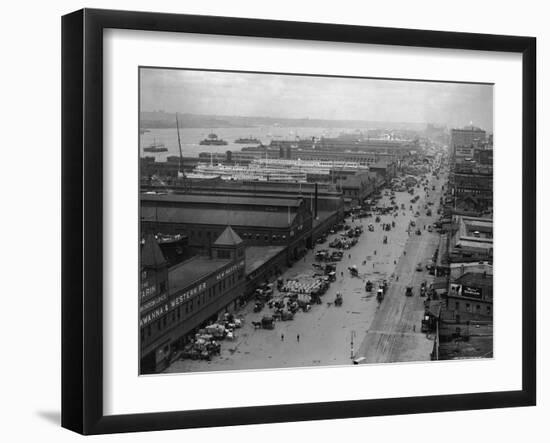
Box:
314, 183, 318, 219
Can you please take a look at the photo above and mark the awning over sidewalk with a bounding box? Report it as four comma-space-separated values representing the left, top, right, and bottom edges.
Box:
435, 234, 448, 268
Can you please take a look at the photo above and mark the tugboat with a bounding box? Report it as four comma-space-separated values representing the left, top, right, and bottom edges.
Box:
143, 139, 168, 152
199, 133, 228, 145
234, 136, 260, 144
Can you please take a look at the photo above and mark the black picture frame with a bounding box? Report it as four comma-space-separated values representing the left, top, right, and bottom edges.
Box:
61, 8, 536, 435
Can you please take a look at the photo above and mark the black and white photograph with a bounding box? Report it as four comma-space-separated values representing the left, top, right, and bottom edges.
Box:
138, 68, 494, 375
2, 0, 544, 440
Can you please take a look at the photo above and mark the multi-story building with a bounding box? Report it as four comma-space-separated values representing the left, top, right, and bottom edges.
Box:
450, 162, 493, 215
140, 228, 247, 373
315, 136, 414, 153
450, 126, 486, 160
448, 268, 493, 319
473, 147, 493, 165
340, 171, 379, 205
287, 149, 405, 165
448, 216, 493, 263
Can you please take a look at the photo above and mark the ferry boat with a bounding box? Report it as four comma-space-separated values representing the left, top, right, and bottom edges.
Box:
143, 140, 168, 152
199, 133, 228, 146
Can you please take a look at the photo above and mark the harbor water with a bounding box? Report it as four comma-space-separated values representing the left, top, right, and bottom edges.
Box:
139, 126, 360, 161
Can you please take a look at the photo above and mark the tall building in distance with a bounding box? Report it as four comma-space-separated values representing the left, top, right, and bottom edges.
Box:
450, 125, 487, 160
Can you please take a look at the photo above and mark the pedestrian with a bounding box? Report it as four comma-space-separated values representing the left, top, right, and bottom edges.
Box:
341, 271, 344, 277
281, 333, 284, 341
373, 263, 375, 268
297, 334, 300, 342
413, 325, 416, 332
348, 254, 351, 259
396, 275, 399, 281
374, 250, 377, 255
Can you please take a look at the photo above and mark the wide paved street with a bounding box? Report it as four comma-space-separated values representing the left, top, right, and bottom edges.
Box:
356, 200, 441, 363
166, 172, 445, 373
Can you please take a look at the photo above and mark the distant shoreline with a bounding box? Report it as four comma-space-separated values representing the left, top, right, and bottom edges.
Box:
140, 112, 433, 131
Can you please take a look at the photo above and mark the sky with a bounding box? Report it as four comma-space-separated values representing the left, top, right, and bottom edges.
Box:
140, 68, 493, 131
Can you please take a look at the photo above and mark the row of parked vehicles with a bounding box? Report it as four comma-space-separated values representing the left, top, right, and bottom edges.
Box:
316, 249, 344, 262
